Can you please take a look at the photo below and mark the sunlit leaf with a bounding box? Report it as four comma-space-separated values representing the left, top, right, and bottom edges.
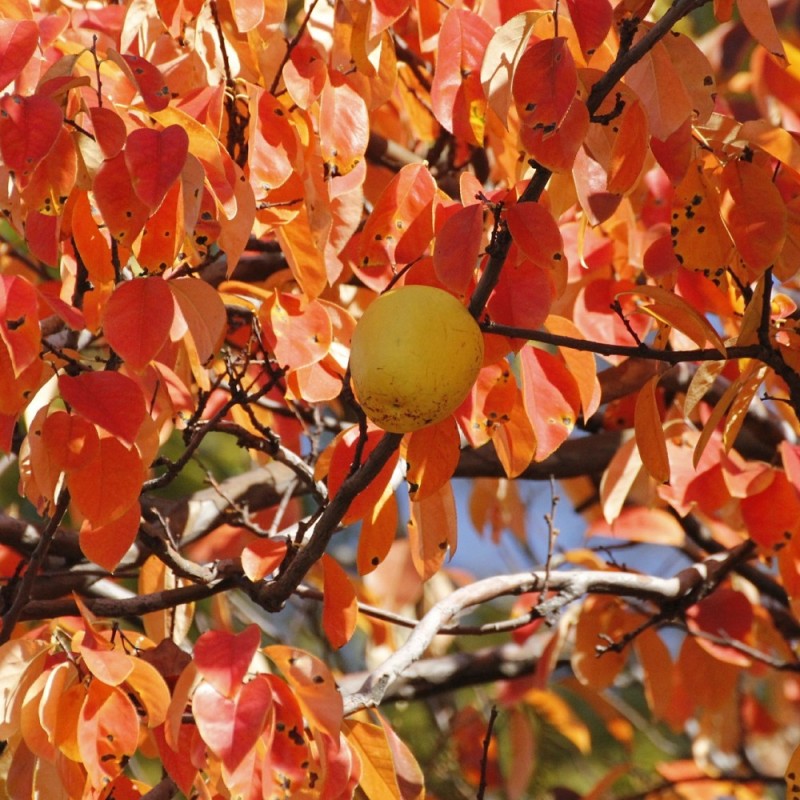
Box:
566, 0, 612, 58
358, 163, 437, 267
192, 675, 272, 772
79, 502, 141, 571
194, 625, 261, 698
265, 646, 344, 742
102, 277, 175, 370
68, 435, 144, 526
124, 125, 189, 211
686, 587, 753, 666
241, 538, 288, 582
0, 19, 38, 91
407, 480, 457, 580
519, 346, 580, 462
403, 416, 461, 501
0, 93, 62, 179
321, 554, 358, 650
319, 81, 369, 177
738, 0, 786, 61
344, 719, 403, 800
107, 50, 171, 111
93, 152, 151, 244
430, 7, 493, 145
433, 203, 484, 294
58, 371, 146, 446
357, 489, 398, 575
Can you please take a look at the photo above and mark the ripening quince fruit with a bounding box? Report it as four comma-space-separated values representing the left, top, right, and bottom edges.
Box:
349, 285, 484, 433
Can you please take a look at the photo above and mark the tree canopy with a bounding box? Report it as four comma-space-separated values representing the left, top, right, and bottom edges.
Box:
2, 0, 800, 797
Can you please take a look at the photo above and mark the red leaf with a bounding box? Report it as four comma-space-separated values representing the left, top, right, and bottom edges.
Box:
0, 93, 62, 179
192, 675, 272, 771
686, 588, 754, 666
102, 277, 175, 370
59, 371, 146, 446
565, 0, 612, 58
0, 20, 38, 91
486, 252, 555, 333
504, 201, 565, 270
513, 37, 577, 134
720, 158, 787, 276
740, 469, 800, 549
321, 554, 358, 650
520, 97, 590, 173
125, 125, 189, 211
194, 624, 261, 698
107, 50, 171, 111
519, 346, 580, 461
358, 164, 437, 267
0, 274, 39, 376
264, 294, 333, 371
319, 81, 369, 178
430, 7, 493, 145
90, 106, 127, 159
433, 203, 484, 294
169, 276, 227, 365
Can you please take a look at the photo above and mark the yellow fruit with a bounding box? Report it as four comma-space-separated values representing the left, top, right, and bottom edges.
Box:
349, 285, 484, 433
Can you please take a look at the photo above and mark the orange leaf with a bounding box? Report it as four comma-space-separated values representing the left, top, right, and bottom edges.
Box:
0, 19, 38, 91
192, 675, 272, 771
321, 554, 358, 650
519, 346, 579, 462
357, 490, 398, 575
740, 469, 800, 549
633, 628, 673, 721
486, 252, 555, 333
169, 276, 227, 365
738, 0, 786, 61
58, 371, 146, 446
588, 506, 684, 546
671, 158, 734, 275
74, 627, 133, 686
229, 0, 264, 31
326, 426, 400, 524
358, 163, 437, 267
319, 81, 369, 177
634, 374, 669, 483
407, 481, 457, 580
433, 203, 484, 294
720, 158, 787, 275
403, 416, 461, 501
513, 37, 577, 134
68, 436, 143, 526
265, 646, 344, 742
241, 538, 288, 581
490, 395, 537, 478
544, 315, 600, 419
78, 681, 140, 788
265, 293, 333, 371
430, 7, 493, 145
79, 501, 141, 571
456, 360, 518, 449
102, 277, 175, 371
194, 624, 261, 698
70, 190, 115, 286
93, 152, 151, 245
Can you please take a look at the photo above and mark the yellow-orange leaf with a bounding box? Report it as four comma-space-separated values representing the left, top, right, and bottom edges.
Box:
344, 719, 403, 800
321, 554, 358, 650
634, 375, 669, 484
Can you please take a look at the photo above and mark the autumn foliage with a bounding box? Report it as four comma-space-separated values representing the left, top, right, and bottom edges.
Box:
3, 0, 800, 796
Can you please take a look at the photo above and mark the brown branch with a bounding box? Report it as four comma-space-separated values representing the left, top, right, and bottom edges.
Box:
1, 489, 71, 643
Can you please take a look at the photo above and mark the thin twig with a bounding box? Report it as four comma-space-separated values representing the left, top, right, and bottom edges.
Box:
476, 706, 499, 800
